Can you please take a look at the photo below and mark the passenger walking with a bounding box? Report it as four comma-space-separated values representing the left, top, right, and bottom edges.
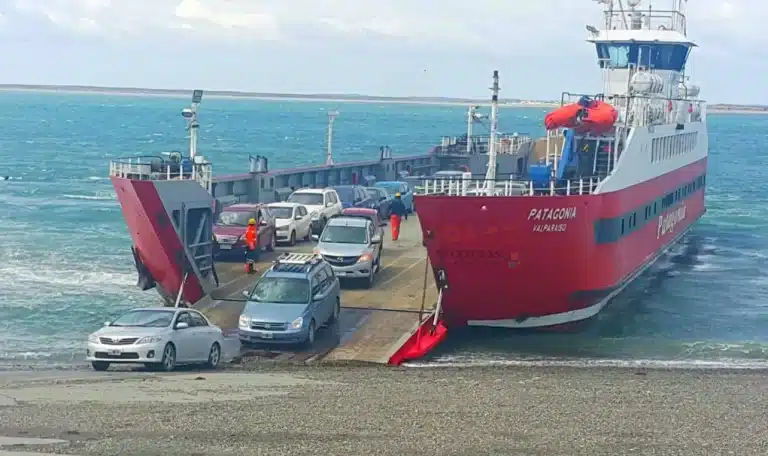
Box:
244, 218, 259, 273
389, 193, 407, 241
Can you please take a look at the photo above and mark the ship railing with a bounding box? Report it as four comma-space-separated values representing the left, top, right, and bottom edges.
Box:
603, 9, 686, 35
418, 176, 601, 197
109, 155, 213, 192
433, 134, 532, 156
612, 95, 705, 127
557, 92, 705, 128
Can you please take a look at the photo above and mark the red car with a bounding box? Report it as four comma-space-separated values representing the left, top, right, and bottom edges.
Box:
213, 203, 277, 259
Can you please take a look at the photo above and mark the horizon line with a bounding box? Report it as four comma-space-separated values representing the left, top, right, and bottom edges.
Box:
0, 83, 763, 110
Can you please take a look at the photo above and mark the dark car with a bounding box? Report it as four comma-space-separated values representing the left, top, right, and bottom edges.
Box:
365, 187, 393, 218
332, 185, 375, 210
213, 203, 277, 259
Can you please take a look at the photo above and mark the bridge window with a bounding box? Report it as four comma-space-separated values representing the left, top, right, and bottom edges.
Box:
596, 43, 690, 71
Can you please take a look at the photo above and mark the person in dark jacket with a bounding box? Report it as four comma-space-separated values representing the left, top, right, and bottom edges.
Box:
389, 193, 407, 241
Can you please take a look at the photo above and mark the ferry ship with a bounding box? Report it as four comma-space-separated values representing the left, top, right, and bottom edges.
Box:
415, 0, 708, 329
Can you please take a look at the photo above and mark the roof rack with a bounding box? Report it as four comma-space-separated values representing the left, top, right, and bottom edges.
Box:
275, 253, 322, 265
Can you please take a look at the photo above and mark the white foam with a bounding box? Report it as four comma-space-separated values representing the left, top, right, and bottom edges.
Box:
404, 358, 768, 370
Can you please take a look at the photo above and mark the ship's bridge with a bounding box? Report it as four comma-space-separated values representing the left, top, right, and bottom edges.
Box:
587, 0, 695, 99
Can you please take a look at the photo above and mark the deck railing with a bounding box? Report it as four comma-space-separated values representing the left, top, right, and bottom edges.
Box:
109, 155, 213, 192
415, 176, 601, 197
432, 134, 533, 156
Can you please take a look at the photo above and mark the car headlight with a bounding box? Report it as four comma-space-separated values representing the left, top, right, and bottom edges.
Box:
310, 211, 319, 220
357, 253, 374, 263
290, 317, 303, 329
136, 336, 162, 344
276, 225, 288, 231
88, 334, 99, 343
239, 315, 250, 327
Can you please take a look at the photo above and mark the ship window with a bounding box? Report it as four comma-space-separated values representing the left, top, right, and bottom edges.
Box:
649, 44, 690, 71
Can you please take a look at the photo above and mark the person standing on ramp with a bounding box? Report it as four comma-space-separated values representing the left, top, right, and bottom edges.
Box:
389, 193, 407, 241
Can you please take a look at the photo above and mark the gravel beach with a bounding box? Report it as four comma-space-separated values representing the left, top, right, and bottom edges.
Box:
0, 365, 767, 456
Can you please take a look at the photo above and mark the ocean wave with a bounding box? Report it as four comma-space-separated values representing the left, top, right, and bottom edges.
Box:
61, 193, 115, 201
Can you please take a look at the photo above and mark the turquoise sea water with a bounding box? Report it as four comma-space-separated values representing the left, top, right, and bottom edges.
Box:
1, 91, 767, 368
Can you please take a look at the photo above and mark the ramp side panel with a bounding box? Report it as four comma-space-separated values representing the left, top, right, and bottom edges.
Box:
388, 314, 448, 366
111, 177, 204, 303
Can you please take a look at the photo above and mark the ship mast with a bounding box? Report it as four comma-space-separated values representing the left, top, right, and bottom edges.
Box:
484, 70, 500, 195
326, 110, 339, 166
182, 89, 203, 160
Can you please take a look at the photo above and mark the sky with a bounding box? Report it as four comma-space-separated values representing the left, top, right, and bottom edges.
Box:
0, 0, 764, 104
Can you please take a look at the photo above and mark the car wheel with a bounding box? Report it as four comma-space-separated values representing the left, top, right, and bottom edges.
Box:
91, 361, 110, 371
160, 343, 176, 372
206, 342, 221, 369
267, 233, 276, 252
289, 230, 296, 246
364, 268, 375, 289
330, 297, 341, 323
305, 320, 316, 346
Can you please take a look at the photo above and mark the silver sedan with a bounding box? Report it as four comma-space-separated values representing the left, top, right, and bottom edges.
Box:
86, 307, 225, 372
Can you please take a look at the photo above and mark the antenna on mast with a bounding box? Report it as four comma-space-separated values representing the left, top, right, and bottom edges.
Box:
182, 89, 203, 160
483, 70, 500, 196
325, 110, 339, 166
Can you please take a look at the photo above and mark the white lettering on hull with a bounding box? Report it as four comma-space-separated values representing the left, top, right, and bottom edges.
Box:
657, 204, 687, 239
533, 224, 568, 232
529, 207, 576, 233
528, 207, 577, 221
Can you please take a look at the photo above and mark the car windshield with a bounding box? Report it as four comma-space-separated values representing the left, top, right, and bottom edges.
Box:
217, 211, 253, 227
247, 277, 310, 304
288, 193, 323, 205
377, 183, 401, 193
320, 225, 368, 244
109, 309, 175, 327
333, 187, 355, 202
270, 207, 293, 219
366, 188, 384, 199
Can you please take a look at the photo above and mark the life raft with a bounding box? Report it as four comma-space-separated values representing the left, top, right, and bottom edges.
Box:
544, 97, 618, 135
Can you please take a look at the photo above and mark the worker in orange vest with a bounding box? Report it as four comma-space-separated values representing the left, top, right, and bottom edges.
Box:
244, 217, 258, 273
389, 193, 407, 241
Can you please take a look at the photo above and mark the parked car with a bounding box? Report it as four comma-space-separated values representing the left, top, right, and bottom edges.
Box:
214, 203, 276, 259
314, 215, 382, 288
374, 181, 414, 213
286, 188, 343, 235
365, 186, 393, 218
332, 185, 375, 210
238, 253, 340, 346
339, 208, 385, 250
267, 202, 312, 245
87, 307, 225, 372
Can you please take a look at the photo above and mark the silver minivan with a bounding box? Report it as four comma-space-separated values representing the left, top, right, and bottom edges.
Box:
314, 216, 382, 288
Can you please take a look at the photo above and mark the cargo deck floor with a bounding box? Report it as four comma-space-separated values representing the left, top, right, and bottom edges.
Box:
194, 214, 437, 364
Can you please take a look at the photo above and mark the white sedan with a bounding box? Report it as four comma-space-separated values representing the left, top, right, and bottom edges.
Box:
86, 307, 225, 372
268, 202, 313, 245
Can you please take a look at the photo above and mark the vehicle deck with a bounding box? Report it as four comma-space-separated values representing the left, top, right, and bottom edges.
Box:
194, 215, 438, 365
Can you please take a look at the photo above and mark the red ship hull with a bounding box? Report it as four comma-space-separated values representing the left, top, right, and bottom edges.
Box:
111, 176, 209, 305
415, 158, 707, 328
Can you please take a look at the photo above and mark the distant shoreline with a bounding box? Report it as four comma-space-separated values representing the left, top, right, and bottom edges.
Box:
0, 84, 763, 114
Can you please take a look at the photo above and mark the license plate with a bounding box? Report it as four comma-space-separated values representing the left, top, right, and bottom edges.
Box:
108, 349, 122, 356
219, 244, 232, 250
259, 332, 274, 339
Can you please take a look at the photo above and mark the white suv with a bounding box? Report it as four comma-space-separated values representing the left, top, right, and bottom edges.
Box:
286, 188, 343, 234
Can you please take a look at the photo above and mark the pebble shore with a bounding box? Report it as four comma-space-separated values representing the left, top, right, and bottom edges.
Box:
0, 365, 767, 455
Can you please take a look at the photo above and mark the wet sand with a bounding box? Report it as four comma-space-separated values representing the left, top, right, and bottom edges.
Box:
0, 365, 766, 455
